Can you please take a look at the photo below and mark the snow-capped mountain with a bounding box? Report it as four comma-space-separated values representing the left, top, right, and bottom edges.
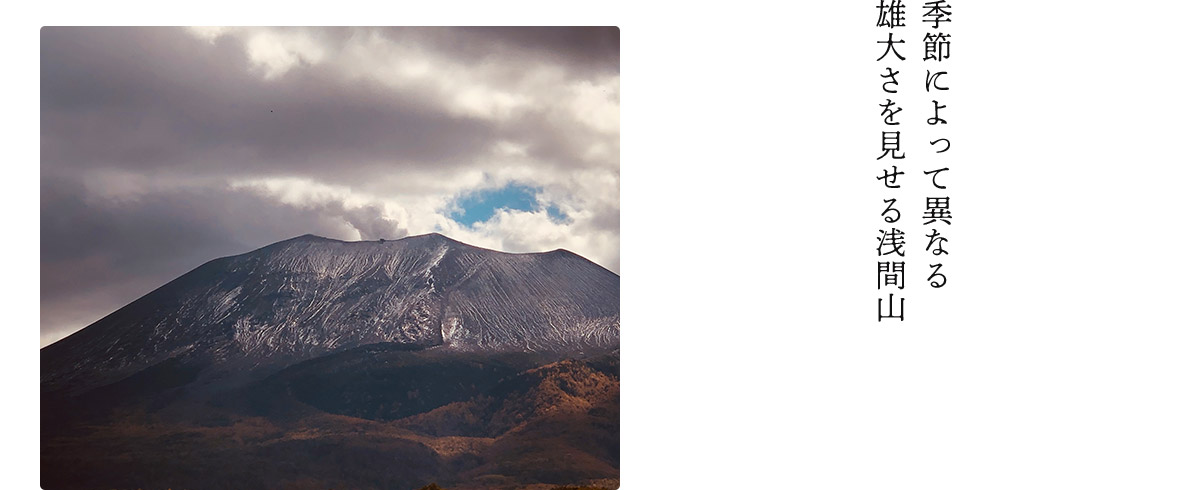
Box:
41, 233, 619, 394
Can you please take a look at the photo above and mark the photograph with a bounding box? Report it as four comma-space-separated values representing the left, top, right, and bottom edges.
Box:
40, 26, 620, 490
22, 4, 1200, 490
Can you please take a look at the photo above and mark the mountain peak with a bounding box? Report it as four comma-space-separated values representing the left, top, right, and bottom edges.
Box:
270, 232, 461, 247
399, 232, 463, 245
294, 233, 335, 242
42, 232, 620, 395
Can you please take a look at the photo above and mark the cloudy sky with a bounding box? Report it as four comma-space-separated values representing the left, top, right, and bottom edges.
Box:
41, 27, 619, 347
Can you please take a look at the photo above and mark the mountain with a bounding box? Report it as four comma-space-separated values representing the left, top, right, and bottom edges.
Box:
41, 233, 620, 396
42, 233, 620, 490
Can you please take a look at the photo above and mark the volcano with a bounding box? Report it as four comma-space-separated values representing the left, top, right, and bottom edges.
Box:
41, 234, 620, 490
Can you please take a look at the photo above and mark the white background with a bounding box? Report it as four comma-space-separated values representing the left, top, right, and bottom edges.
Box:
7, 1, 1200, 489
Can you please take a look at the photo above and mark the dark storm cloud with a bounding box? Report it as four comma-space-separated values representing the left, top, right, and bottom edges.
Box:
41, 27, 498, 181
40, 174, 363, 345
40, 27, 619, 346
380, 27, 620, 76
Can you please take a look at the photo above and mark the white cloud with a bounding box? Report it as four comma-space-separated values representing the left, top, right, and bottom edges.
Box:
243, 29, 328, 79
183, 27, 621, 132
227, 173, 619, 273
186, 26, 230, 43
119, 27, 620, 268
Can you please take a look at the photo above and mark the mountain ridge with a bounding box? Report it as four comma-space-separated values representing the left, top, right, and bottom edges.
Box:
42, 233, 619, 396
251, 232, 611, 272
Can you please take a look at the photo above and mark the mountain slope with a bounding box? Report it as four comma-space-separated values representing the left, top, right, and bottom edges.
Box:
41, 233, 619, 396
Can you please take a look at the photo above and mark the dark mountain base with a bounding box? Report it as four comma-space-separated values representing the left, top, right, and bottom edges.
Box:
42, 345, 619, 490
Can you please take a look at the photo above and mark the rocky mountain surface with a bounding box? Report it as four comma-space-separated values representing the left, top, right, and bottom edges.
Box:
42, 233, 619, 395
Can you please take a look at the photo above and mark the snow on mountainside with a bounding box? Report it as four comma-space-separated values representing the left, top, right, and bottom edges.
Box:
41, 233, 619, 394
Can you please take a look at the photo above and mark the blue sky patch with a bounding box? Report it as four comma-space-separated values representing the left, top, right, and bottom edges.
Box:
545, 204, 569, 224
448, 183, 571, 226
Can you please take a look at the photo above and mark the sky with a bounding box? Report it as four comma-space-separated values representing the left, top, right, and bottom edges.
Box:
40, 27, 619, 347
